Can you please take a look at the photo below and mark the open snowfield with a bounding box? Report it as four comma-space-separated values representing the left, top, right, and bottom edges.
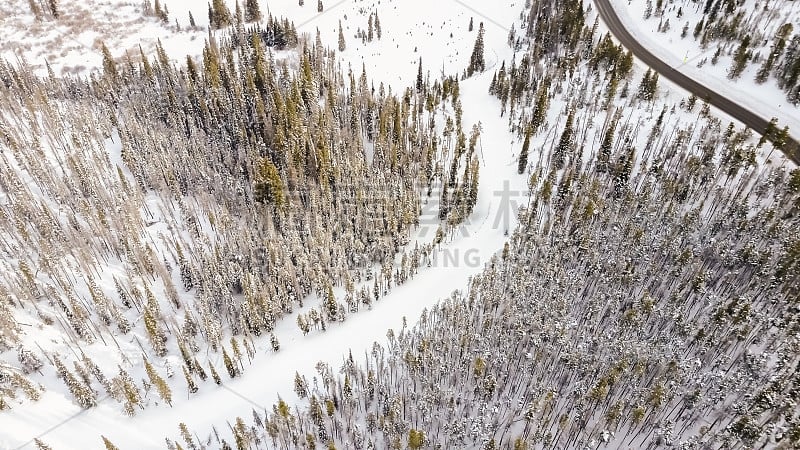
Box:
1, 0, 797, 449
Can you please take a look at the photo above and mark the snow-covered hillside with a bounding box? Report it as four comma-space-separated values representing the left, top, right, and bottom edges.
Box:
0, 0, 798, 449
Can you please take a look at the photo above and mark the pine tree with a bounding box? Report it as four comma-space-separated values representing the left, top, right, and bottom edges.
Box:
728, 35, 752, 80
189, 11, 196, 28
183, 365, 198, 393
244, 0, 261, 22
27, 0, 42, 20
637, 68, 658, 100
598, 116, 618, 172
115, 366, 141, 415
144, 304, 167, 356
209, 362, 222, 385
144, 358, 173, 406
33, 438, 53, 450
518, 127, 531, 174
154, 0, 168, 22
467, 22, 486, 76
367, 14, 374, 42
270, 333, 280, 351
338, 20, 346, 52
757, 24, 792, 84
553, 109, 575, 169
294, 372, 308, 398
223, 347, 238, 378
408, 429, 425, 449
101, 436, 121, 450
469, 17, 474, 32
531, 79, 549, 133
210, 0, 232, 29
416, 57, 424, 92
254, 158, 286, 208
234, 1, 242, 25
317, 0, 323, 12
374, 12, 381, 39
100, 42, 118, 81
48, 0, 58, 18
54, 357, 97, 409
693, 18, 704, 39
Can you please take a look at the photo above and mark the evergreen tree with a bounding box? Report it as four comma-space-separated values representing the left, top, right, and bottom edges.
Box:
101, 436, 121, 450
244, 0, 261, 22
209, 0, 232, 29
254, 158, 286, 208
54, 357, 97, 409
100, 42, 118, 81
637, 68, 658, 100
154, 0, 168, 22
338, 20, 346, 52
408, 429, 424, 449
374, 12, 381, 39
28, 0, 42, 20
467, 22, 486, 76
693, 18, 704, 39
518, 127, 531, 174
144, 358, 173, 406
115, 366, 141, 415
531, 79, 550, 133
183, 365, 198, 393
294, 372, 308, 398
317, 0, 323, 12
270, 333, 280, 351
223, 347, 238, 378
188, 11, 196, 28
234, 1, 243, 25
209, 362, 222, 385
756, 24, 792, 84
728, 35, 752, 80
469, 17, 474, 32
144, 304, 167, 356
33, 439, 53, 450
598, 116, 618, 172
48, 0, 58, 18
553, 109, 575, 169
416, 57, 423, 92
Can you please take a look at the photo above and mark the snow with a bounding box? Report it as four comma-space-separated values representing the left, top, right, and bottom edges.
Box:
0, 1, 530, 448
0, 0, 795, 448
607, 0, 800, 139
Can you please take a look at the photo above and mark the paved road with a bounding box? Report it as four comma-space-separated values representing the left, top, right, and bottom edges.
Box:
593, 0, 800, 164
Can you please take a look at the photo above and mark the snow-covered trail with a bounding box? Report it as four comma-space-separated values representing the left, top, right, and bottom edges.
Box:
0, 1, 528, 448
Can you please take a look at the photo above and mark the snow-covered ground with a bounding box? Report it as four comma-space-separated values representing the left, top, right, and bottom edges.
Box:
0, 1, 530, 449
1, 0, 796, 448
608, 0, 800, 139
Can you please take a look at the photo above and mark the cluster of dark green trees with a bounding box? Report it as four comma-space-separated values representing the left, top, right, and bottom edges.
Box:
208, 0, 263, 30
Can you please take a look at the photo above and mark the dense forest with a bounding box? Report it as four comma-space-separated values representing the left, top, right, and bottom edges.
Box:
166, 0, 800, 448
1, 0, 799, 448
0, 14, 481, 429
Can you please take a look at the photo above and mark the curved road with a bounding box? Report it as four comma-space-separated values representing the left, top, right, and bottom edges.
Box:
593, 0, 800, 164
